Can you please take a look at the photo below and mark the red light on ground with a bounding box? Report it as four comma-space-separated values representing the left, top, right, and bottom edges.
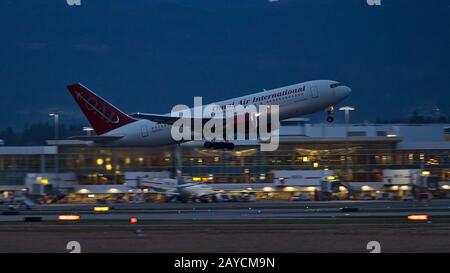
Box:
407, 214, 429, 221
129, 217, 138, 224
57, 215, 80, 221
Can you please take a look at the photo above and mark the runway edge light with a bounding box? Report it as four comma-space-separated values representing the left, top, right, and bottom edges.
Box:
407, 214, 429, 221
57, 214, 80, 221
93, 206, 110, 212
129, 217, 138, 224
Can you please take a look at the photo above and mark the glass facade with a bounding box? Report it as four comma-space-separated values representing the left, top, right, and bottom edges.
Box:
1, 138, 450, 186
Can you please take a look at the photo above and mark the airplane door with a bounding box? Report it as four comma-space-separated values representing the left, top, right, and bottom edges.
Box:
141, 126, 149, 137
310, 86, 319, 98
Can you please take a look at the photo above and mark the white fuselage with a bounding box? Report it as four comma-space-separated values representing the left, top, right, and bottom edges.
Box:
104, 80, 351, 146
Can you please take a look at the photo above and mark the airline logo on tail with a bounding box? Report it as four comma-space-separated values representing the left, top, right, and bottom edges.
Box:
67, 83, 136, 135
74, 90, 120, 125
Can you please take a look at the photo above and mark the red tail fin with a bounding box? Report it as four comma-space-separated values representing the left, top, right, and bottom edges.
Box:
67, 83, 136, 135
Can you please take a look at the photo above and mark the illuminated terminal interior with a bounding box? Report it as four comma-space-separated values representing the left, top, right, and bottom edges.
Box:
0, 119, 449, 194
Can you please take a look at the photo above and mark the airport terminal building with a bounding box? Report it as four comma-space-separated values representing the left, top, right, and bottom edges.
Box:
0, 119, 450, 194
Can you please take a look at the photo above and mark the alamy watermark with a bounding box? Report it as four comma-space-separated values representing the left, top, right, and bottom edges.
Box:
66, 0, 81, 6
367, 0, 381, 6
170, 97, 280, 151
66, 241, 81, 253
366, 241, 381, 253
66, 1, 380, 8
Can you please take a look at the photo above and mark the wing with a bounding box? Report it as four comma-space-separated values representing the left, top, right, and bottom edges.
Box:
130, 112, 227, 125
129, 113, 181, 124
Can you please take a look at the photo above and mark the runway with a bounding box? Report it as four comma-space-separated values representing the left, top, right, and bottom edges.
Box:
23, 199, 450, 210
0, 200, 449, 252
1, 200, 450, 222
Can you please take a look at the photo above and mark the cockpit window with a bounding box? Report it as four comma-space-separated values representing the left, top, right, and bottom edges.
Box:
330, 83, 342, 88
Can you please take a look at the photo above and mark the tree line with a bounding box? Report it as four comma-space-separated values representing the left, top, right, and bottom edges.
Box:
0, 123, 86, 146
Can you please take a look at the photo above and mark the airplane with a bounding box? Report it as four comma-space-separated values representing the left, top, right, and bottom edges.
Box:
67, 80, 351, 149
141, 177, 219, 202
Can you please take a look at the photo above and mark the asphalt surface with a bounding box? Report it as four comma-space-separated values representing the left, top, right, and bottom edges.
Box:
0, 200, 449, 252
1, 200, 450, 221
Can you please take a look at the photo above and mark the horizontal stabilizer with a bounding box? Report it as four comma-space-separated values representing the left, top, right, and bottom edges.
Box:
69, 135, 124, 142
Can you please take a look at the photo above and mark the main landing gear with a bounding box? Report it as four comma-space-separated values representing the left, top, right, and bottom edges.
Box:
204, 141, 235, 150
327, 105, 335, 123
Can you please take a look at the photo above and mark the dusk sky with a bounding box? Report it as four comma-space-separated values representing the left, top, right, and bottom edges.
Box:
0, 0, 449, 129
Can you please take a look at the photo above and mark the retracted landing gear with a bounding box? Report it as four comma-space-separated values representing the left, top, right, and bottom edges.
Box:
327, 105, 334, 123
204, 141, 235, 150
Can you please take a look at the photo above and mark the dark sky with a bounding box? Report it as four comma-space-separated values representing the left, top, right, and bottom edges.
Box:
0, 0, 449, 129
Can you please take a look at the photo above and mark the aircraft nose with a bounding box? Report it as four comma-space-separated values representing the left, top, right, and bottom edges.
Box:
339, 86, 351, 99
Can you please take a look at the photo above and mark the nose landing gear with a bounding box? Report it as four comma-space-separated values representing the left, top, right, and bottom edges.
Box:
327, 105, 334, 123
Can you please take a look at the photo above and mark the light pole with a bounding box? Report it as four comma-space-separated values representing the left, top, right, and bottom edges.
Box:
173, 144, 183, 184
339, 106, 355, 181
49, 113, 60, 191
